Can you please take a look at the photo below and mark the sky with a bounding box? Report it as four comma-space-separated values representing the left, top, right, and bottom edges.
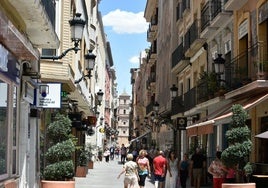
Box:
99, 0, 149, 96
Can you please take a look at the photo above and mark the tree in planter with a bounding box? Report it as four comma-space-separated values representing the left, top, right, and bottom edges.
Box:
221, 104, 253, 183
42, 113, 76, 181
75, 147, 89, 177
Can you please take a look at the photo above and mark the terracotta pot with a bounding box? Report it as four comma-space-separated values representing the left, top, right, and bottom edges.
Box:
75, 166, 88, 177
88, 161, 94, 169
41, 180, 75, 188
222, 183, 256, 188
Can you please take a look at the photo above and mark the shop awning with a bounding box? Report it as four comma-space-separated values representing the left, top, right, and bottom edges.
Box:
186, 120, 214, 136
214, 93, 268, 123
186, 93, 268, 136
255, 131, 268, 139
129, 131, 151, 144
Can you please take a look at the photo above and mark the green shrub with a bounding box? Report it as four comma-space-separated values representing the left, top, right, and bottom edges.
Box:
221, 104, 253, 181
42, 113, 76, 181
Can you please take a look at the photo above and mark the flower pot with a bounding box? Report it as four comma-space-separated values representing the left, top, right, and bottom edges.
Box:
88, 161, 94, 169
75, 166, 88, 177
222, 183, 256, 188
41, 180, 75, 188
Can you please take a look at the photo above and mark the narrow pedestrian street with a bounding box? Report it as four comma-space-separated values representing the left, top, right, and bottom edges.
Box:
75, 158, 155, 188
75, 157, 213, 188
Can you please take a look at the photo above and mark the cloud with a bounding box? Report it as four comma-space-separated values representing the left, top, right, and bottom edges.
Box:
129, 55, 140, 64
102, 9, 148, 34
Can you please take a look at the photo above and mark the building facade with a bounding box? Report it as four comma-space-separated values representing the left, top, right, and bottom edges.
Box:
132, 0, 268, 176
117, 92, 131, 147
0, 0, 118, 187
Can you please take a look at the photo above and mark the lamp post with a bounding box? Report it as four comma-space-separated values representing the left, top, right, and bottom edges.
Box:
74, 50, 97, 84
170, 84, 178, 99
213, 54, 226, 84
91, 89, 104, 117
41, 13, 86, 60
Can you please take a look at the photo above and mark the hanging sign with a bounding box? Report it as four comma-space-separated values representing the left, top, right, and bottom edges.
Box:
36, 83, 61, 108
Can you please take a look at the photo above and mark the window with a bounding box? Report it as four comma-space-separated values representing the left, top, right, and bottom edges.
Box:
0, 81, 8, 176
0, 79, 18, 179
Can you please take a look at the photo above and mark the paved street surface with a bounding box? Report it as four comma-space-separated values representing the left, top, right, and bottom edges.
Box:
75, 159, 155, 188
75, 158, 212, 188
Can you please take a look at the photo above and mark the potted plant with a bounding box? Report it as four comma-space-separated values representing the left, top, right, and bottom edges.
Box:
97, 148, 103, 161
75, 148, 89, 177
86, 143, 94, 169
41, 113, 76, 188
221, 104, 255, 188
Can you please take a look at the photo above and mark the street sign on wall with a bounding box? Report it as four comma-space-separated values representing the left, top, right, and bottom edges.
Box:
36, 83, 61, 108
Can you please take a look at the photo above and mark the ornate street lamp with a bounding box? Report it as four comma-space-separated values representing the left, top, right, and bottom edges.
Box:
170, 84, 178, 99
214, 54, 225, 75
153, 101, 159, 113
74, 50, 96, 83
97, 89, 104, 104
41, 13, 86, 60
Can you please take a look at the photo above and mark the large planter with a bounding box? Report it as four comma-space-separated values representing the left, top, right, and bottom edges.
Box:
222, 183, 256, 188
75, 166, 88, 177
88, 161, 94, 169
41, 180, 75, 188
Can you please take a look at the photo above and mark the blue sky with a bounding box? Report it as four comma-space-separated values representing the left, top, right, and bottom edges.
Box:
99, 0, 149, 96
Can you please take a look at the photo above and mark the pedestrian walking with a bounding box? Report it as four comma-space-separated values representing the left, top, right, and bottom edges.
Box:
110, 145, 115, 160
104, 147, 110, 162
136, 149, 151, 188
115, 146, 120, 159
153, 150, 167, 188
117, 154, 139, 188
190, 148, 206, 188
208, 151, 226, 188
165, 150, 178, 188
179, 153, 190, 188
121, 144, 127, 164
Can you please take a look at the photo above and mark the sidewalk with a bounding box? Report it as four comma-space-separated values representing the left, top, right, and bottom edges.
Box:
75, 158, 212, 188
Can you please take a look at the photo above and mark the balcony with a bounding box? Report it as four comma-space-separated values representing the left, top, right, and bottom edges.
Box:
147, 41, 157, 65
171, 43, 190, 73
40, 60, 75, 92
171, 96, 184, 116
6, 0, 59, 48
224, 42, 268, 99
200, 1, 218, 38
181, 0, 191, 17
224, 0, 247, 11
184, 19, 206, 57
210, 0, 232, 28
147, 24, 157, 42
146, 102, 155, 115
89, 22, 96, 48
184, 87, 196, 111
150, 10, 158, 32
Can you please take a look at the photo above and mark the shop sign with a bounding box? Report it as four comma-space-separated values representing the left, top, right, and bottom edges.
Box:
36, 83, 61, 108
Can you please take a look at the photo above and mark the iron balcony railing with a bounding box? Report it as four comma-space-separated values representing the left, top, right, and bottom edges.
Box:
172, 43, 185, 68
184, 87, 196, 111
146, 102, 155, 115
171, 95, 184, 115
225, 42, 268, 89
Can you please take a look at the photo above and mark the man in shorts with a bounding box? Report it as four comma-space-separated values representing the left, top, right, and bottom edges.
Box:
153, 150, 167, 188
